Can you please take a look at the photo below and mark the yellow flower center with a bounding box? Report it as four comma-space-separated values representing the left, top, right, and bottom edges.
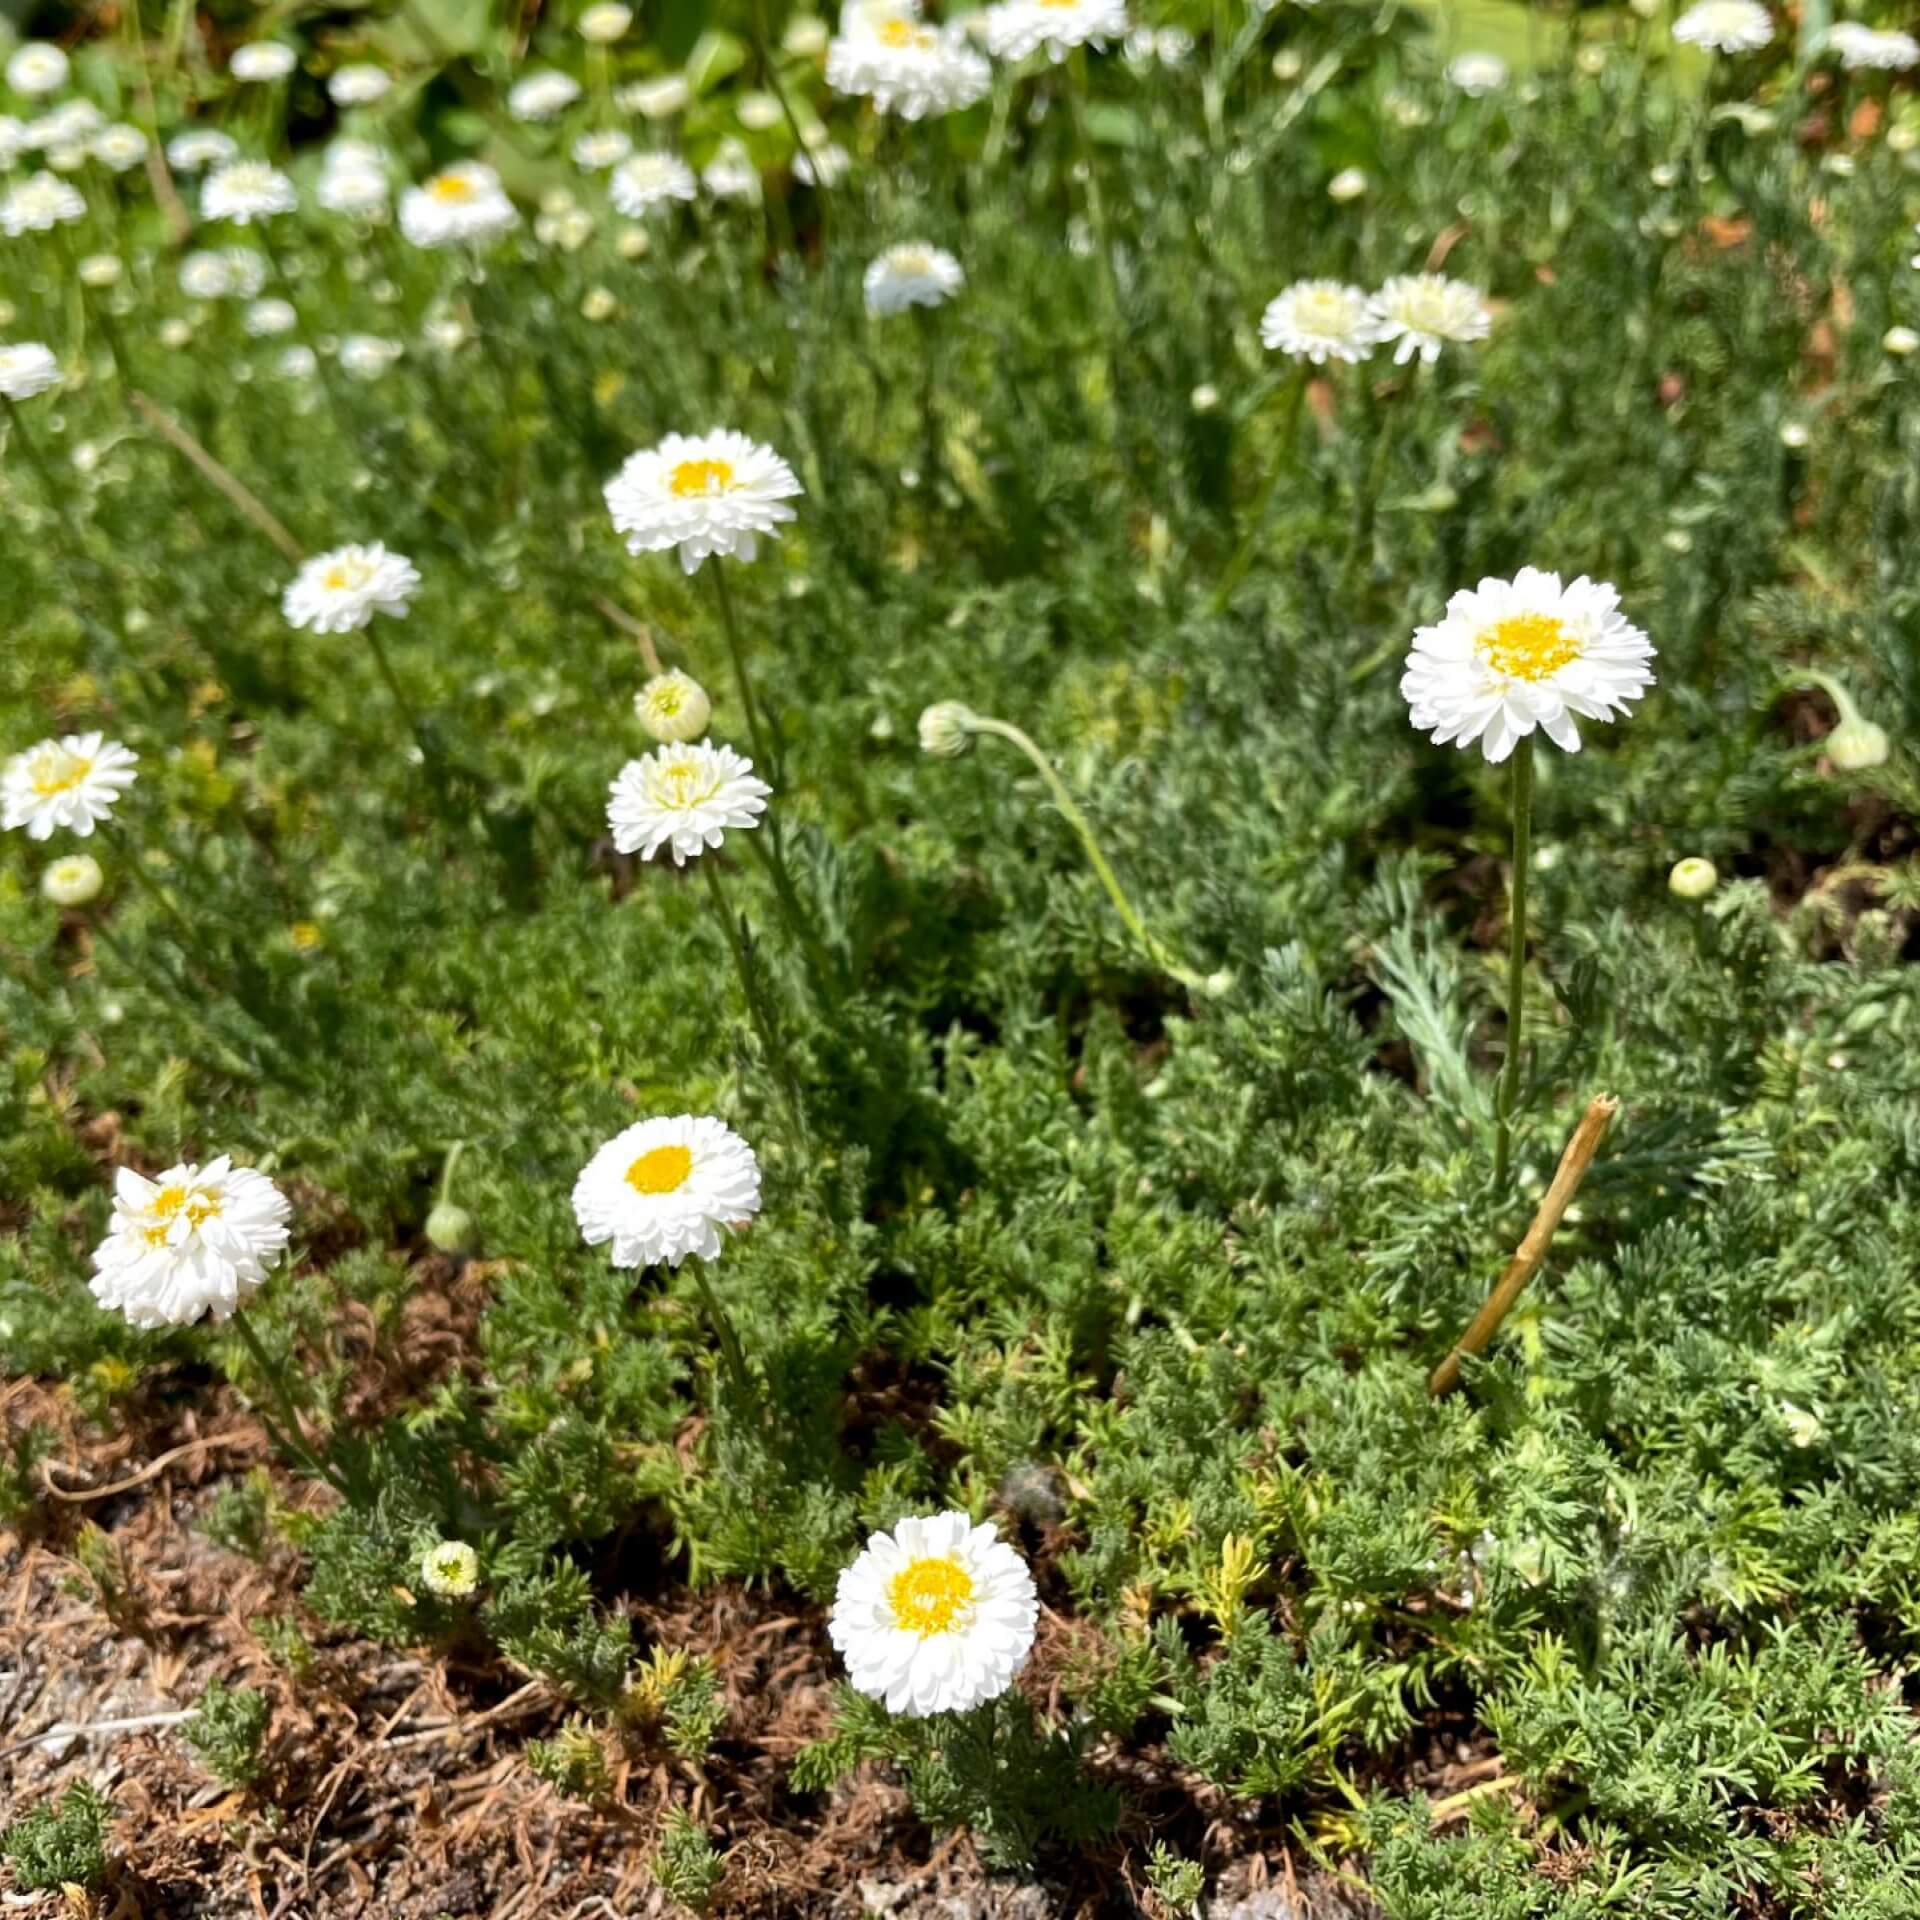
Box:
143, 1184, 220, 1244
1398, 284, 1457, 331
668, 457, 735, 497
1039, 0, 1082, 9
29, 747, 91, 796
430, 172, 478, 203
888, 1555, 975, 1637
876, 18, 923, 46
626, 1144, 693, 1195
1295, 287, 1354, 333
650, 754, 721, 811
1476, 612, 1581, 684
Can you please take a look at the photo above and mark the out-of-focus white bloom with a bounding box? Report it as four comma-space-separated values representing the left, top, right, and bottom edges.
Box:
793, 136, 850, 187
77, 252, 121, 287
278, 344, 318, 378
167, 127, 239, 172
828, 1511, 1039, 1718
422, 311, 468, 352
2, 170, 85, 233
3, 733, 139, 840
89, 1156, 292, 1330
702, 139, 760, 202
609, 149, 697, 216
537, 204, 595, 249
785, 13, 831, 56
245, 297, 297, 337
1668, 856, 1718, 900
616, 224, 650, 258
737, 90, 784, 131
202, 159, 297, 223
328, 63, 393, 104
319, 160, 390, 214
1401, 567, 1656, 762
159, 317, 195, 351
1446, 50, 1508, 94
572, 1114, 762, 1269
30, 98, 102, 147
42, 852, 104, 905
1260, 279, 1382, 365
1823, 22, 1918, 68
1672, 0, 1774, 53
605, 428, 804, 574
581, 285, 616, 320
864, 241, 964, 315
179, 247, 267, 300
231, 41, 297, 82
1884, 324, 1920, 356
573, 128, 633, 169
0, 340, 60, 399
91, 123, 147, 171
636, 670, 713, 742
0, 116, 27, 166
579, 2, 634, 41
282, 542, 420, 632
1779, 421, 1810, 449
826, 9, 991, 119
340, 333, 403, 377
507, 69, 581, 120
399, 160, 516, 246
607, 738, 772, 864
981, 0, 1130, 62
1369, 273, 1491, 363
618, 72, 692, 118
1327, 165, 1369, 202
6, 42, 70, 97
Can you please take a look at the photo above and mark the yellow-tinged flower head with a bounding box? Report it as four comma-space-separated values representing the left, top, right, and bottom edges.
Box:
917, 701, 978, 759
42, 853, 104, 905
421, 1540, 482, 1597
1668, 857, 1718, 900
635, 669, 713, 743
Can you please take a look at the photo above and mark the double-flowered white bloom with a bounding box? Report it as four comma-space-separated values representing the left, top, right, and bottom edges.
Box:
2, 170, 85, 234
328, 63, 394, 104
202, 160, 298, 224
982, 0, 1130, 61
829, 1511, 1039, 1717
604, 429, 803, 574
231, 42, 297, 82
89, 1157, 293, 1330
572, 1114, 762, 1269
826, 4, 991, 120
399, 160, 517, 247
1401, 567, 1656, 763
608, 150, 697, 216
607, 739, 771, 864
0, 340, 60, 400
573, 128, 633, 170
1260, 279, 1382, 365
282, 543, 421, 633
1672, 0, 1774, 53
635, 670, 713, 743
1823, 21, 1918, 69
507, 69, 582, 120
167, 128, 239, 172
91, 124, 147, 171
3, 733, 138, 840
1445, 50, 1508, 94
6, 42, 69, 96
864, 242, 964, 316
1368, 273, 1491, 364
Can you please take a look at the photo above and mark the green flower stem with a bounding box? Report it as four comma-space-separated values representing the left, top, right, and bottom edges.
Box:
229, 1305, 353, 1497
684, 1260, 753, 1405
752, 0, 828, 238
1493, 734, 1534, 1192
966, 715, 1211, 993
709, 557, 775, 781
701, 854, 810, 1142
1210, 363, 1309, 615
362, 619, 427, 754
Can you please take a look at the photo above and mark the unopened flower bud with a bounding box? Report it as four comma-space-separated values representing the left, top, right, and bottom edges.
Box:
1828, 716, 1889, 771
1668, 856, 1718, 900
917, 701, 978, 758
1885, 325, 1920, 357
636, 669, 711, 743
42, 854, 104, 906
578, 2, 633, 41
420, 1539, 482, 1597
425, 1202, 477, 1255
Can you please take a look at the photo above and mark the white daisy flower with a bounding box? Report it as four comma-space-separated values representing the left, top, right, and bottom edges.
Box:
179, 247, 266, 300
828, 1511, 1039, 1718
3, 733, 139, 840
281, 542, 420, 633
278, 344, 318, 379
737, 90, 784, 131
635, 669, 713, 743
1368, 273, 1491, 364
1260, 279, 1382, 365
608, 150, 697, 216
571, 1114, 762, 1269
1445, 50, 1508, 94
864, 242, 964, 316
1672, 0, 1774, 53
1400, 566, 1656, 763
202, 159, 298, 224
981, 0, 1130, 63
0, 340, 60, 400
398, 160, 517, 247
1, 170, 85, 234
318, 158, 391, 215
167, 128, 239, 172
604, 429, 803, 574
42, 852, 104, 906
29, 99, 102, 148
328, 63, 393, 104
245, 297, 297, 337
230, 42, 298, 82
77, 252, 122, 287
91, 123, 148, 171
339, 332, 403, 378
507, 69, 582, 120
1823, 21, 1918, 69
826, 10, 992, 119
618, 72, 692, 118
6, 42, 69, 97
702, 139, 760, 203
573, 128, 633, 170
579, 3, 635, 43
89, 1156, 293, 1331
420, 1539, 483, 1596
607, 738, 771, 865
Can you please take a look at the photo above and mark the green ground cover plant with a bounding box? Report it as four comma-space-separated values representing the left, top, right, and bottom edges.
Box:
4, 0, 1920, 1912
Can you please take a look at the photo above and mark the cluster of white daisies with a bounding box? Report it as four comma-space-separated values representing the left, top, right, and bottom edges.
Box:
1672, 0, 1917, 68
1260, 273, 1490, 368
